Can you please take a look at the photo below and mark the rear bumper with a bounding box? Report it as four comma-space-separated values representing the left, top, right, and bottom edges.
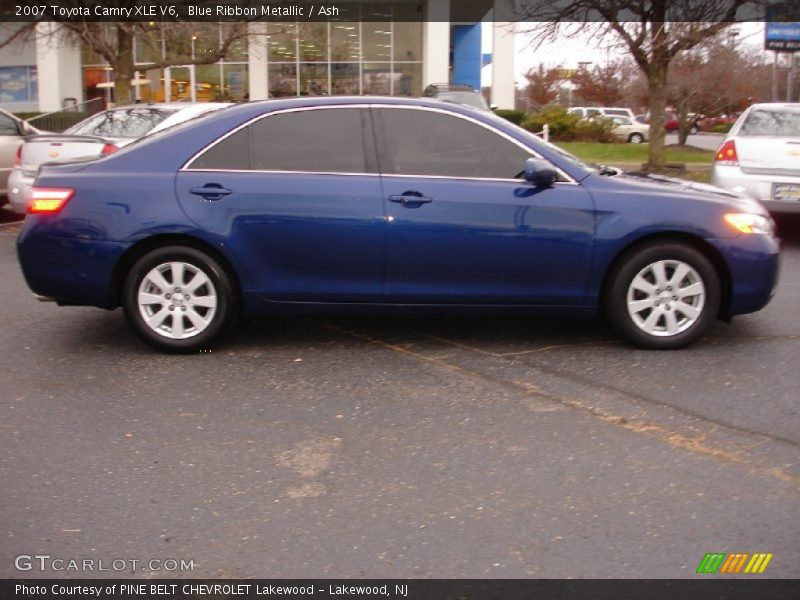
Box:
711, 165, 800, 214
17, 221, 128, 308
7, 168, 33, 215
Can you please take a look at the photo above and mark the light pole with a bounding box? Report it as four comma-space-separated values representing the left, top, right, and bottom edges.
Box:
727, 29, 739, 115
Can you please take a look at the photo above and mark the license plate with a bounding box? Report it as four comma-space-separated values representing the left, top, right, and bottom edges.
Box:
772, 183, 800, 202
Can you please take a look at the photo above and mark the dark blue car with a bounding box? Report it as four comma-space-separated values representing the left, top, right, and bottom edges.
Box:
17, 97, 779, 352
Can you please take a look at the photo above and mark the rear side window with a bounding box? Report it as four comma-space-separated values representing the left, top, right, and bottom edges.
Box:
188, 107, 371, 173
67, 108, 176, 138
377, 107, 532, 179
739, 109, 800, 137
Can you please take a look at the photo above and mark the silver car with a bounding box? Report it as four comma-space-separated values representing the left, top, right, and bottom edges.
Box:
711, 103, 800, 214
0, 108, 40, 200
7, 102, 230, 214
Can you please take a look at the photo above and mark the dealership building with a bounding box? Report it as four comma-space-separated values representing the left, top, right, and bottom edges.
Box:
0, 0, 516, 114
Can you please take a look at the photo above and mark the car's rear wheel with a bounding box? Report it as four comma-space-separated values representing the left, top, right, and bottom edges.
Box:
628, 133, 645, 144
123, 246, 236, 353
689, 125, 699, 135
605, 242, 720, 349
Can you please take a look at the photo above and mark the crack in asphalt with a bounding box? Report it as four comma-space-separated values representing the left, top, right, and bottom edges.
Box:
322, 322, 800, 488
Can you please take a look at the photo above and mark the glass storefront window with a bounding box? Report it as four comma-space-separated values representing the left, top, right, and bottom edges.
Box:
298, 23, 328, 62
268, 23, 298, 62
300, 64, 329, 96
222, 64, 249, 101
362, 64, 391, 95
330, 64, 359, 95
0, 66, 38, 102
392, 63, 422, 97
269, 64, 298, 97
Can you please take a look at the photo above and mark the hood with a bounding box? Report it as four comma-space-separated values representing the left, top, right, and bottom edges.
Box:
605, 171, 768, 214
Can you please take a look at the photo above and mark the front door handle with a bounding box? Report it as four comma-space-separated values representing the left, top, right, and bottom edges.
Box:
189, 184, 232, 201
389, 192, 433, 206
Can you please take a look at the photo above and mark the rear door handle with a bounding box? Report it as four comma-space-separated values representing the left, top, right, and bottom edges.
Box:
389, 192, 433, 206
189, 184, 232, 201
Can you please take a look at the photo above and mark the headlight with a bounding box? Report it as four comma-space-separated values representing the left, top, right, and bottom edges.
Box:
724, 213, 773, 235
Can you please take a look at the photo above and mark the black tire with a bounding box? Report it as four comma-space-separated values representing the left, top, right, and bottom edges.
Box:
604, 242, 721, 349
628, 133, 645, 144
690, 125, 699, 135
122, 245, 237, 353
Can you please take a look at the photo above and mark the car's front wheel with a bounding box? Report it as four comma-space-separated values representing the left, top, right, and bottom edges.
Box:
123, 246, 237, 353
605, 242, 721, 349
628, 133, 645, 144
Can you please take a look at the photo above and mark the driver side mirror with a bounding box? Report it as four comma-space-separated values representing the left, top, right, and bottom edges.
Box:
523, 158, 557, 187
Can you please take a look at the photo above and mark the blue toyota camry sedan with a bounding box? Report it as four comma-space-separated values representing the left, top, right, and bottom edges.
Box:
17, 97, 779, 352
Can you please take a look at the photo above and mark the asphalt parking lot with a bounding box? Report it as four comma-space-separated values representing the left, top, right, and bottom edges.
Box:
0, 211, 798, 579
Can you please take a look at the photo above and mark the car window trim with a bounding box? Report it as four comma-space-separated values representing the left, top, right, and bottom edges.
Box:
370, 105, 576, 185
182, 103, 576, 185
182, 104, 377, 175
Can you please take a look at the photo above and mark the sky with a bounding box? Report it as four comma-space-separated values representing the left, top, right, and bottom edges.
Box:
482, 21, 770, 88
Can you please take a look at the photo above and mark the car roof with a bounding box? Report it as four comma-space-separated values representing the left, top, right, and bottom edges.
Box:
748, 103, 800, 110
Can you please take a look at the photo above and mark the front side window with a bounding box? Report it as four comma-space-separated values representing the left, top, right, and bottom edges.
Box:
189, 107, 370, 173
377, 108, 532, 180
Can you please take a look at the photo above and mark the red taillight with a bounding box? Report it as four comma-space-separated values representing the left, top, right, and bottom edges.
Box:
101, 143, 118, 156
13, 145, 22, 168
27, 187, 74, 214
715, 140, 738, 165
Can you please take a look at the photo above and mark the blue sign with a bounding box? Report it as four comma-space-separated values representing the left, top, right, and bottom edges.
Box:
766, 4, 800, 51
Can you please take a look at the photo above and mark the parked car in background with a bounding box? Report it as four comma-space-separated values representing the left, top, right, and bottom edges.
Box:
664, 112, 701, 134
17, 97, 778, 353
569, 106, 637, 121
423, 83, 494, 112
698, 113, 741, 133
0, 108, 41, 201
610, 116, 649, 143
711, 103, 800, 214
6, 103, 230, 214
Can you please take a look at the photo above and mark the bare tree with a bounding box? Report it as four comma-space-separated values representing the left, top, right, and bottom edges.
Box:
517, 0, 757, 170
523, 64, 562, 107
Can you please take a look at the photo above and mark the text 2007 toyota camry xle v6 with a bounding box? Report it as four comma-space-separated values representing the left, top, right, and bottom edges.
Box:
16, 97, 779, 353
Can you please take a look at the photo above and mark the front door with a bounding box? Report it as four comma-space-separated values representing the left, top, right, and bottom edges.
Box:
373, 106, 595, 305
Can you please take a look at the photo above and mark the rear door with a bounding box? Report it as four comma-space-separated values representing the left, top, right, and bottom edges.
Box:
176, 106, 386, 302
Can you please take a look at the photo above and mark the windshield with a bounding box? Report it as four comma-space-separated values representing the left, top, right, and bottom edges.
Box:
66, 108, 178, 138
438, 91, 489, 111
739, 108, 800, 137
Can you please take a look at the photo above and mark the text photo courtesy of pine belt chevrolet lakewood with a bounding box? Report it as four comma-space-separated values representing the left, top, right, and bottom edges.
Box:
16, 97, 780, 353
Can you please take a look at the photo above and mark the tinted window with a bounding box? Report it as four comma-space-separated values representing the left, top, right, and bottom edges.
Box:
0, 113, 19, 135
190, 126, 251, 170
378, 108, 532, 179
586, 109, 602, 118
67, 108, 177, 138
190, 107, 370, 173
603, 109, 629, 117
250, 108, 368, 173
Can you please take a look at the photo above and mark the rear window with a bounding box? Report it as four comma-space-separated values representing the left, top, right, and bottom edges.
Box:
66, 108, 177, 138
739, 109, 800, 137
